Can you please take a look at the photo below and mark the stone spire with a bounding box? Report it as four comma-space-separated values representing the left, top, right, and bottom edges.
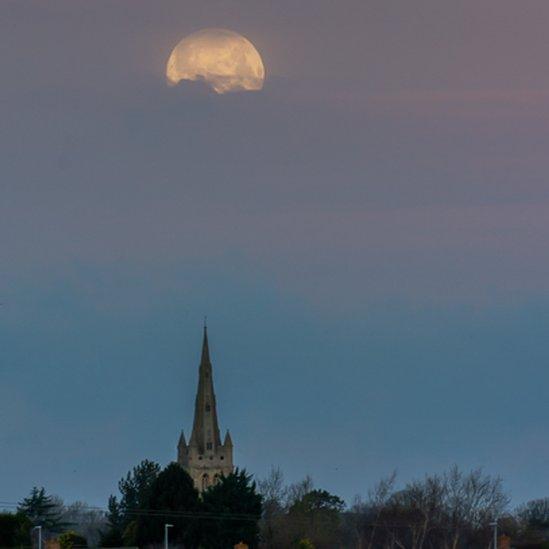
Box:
189, 325, 222, 452
178, 326, 233, 491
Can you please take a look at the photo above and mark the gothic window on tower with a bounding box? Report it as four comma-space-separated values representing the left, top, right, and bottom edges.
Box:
202, 474, 209, 491
206, 442, 212, 450
205, 404, 211, 412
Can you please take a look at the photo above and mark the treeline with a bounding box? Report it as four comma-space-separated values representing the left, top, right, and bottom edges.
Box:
258, 466, 549, 548
2, 462, 549, 548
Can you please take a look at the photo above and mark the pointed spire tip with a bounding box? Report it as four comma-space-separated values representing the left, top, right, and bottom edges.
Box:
201, 322, 211, 365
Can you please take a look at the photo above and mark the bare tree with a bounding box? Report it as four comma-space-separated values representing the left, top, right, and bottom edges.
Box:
443, 466, 509, 549
258, 466, 287, 514
258, 467, 288, 549
61, 501, 107, 547
345, 467, 509, 549
285, 476, 314, 509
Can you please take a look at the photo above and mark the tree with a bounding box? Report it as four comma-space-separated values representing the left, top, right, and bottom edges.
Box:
517, 498, 549, 530
18, 487, 68, 533
515, 498, 549, 545
258, 467, 287, 517
342, 472, 397, 549
351, 466, 510, 549
0, 512, 32, 547
257, 470, 326, 548
118, 459, 161, 517
58, 530, 87, 548
135, 462, 200, 548
201, 469, 263, 549
100, 496, 124, 547
257, 467, 288, 548
286, 476, 314, 509
60, 501, 107, 547
114, 459, 161, 545
288, 489, 345, 549
442, 466, 509, 548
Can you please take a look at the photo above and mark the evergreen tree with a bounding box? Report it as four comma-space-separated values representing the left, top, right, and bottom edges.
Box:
103, 459, 160, 546
201, 469, 262, 549
99, 496, 124, 547
18, 487, 68, 533
118, 459, 161, 517
136, 462, 200, 548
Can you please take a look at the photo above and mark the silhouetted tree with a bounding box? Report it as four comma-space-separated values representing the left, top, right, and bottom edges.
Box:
516, 498, 549, 545
257, 467, 289, 548
100, 496, 124, 547
18, 487, 68, 534
201, 469, 262, 549
135, 462, 200, 548
118, 460, 161, 517
99, 496, 124, 547
101, 459, 160, 546
288, 489, 345, 549
343, 466, 509, 549
518, 498, 549, 530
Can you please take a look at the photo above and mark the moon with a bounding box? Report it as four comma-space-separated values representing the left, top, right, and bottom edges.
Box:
166, 28, 265, 94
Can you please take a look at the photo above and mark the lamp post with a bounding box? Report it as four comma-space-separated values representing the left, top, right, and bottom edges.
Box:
490, 519, 498, 549
164, 523, 173, 549
33, 526, 42, 549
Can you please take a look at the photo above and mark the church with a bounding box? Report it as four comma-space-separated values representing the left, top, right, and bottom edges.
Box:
177, 327, 234, 491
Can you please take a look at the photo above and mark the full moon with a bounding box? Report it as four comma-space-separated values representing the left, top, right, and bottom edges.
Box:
166, 28, 265, 94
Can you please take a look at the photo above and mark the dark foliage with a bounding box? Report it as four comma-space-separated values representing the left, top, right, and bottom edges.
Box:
201, 469, 263, 549
288, 489, 345, 549
100, 459, 160, 546
118, 459, 161, 521
58, 530, 88, 548
99, 496, 124, 547
0, 512, 32, 547
135, 462, 200, 548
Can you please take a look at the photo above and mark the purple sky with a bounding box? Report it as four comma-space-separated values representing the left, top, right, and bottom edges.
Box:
1, 0, 549, 508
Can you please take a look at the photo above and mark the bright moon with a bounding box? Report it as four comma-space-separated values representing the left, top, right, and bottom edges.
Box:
166, 28, 265, 94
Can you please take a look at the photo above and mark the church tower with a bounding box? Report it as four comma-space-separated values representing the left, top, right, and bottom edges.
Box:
177, 326, 234, 491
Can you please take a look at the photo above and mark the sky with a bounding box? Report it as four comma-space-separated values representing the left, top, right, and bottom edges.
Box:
1, 0, 549, 509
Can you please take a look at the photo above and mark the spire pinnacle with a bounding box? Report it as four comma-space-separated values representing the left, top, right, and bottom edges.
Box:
201, 323, 210, 365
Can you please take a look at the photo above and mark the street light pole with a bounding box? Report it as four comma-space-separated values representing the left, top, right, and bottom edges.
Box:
33, 526, 42, 549
490, 519, 498, 549
164, 523, 173, 549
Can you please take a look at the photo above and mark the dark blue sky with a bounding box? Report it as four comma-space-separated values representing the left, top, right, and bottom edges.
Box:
1, 0, 549, 508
